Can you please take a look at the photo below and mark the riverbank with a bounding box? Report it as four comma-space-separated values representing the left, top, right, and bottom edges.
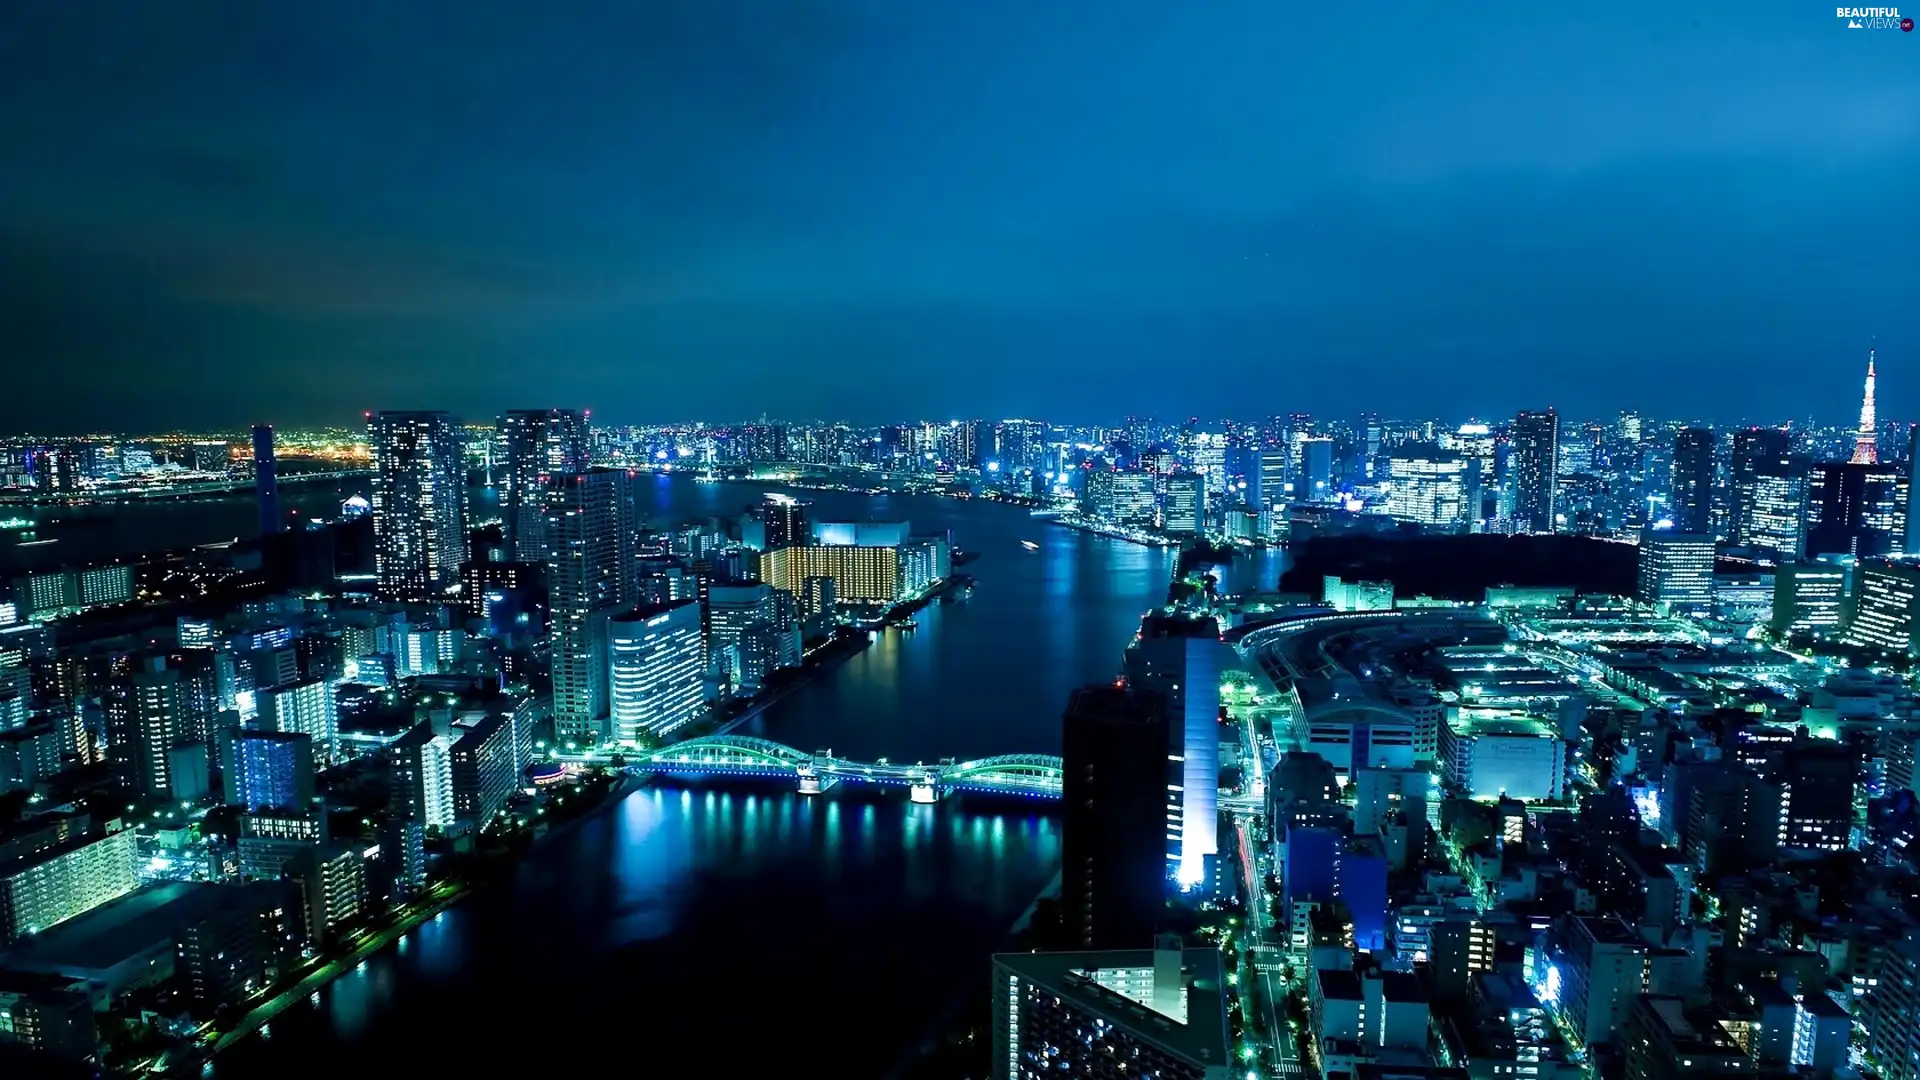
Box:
698, 628, 872, 739
1043, 512, 1181, 548
162, 772, 638, 1076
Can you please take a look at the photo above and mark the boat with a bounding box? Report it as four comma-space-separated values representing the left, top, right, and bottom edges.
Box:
898, 620, 920, 631
1020, 540, 1040, 551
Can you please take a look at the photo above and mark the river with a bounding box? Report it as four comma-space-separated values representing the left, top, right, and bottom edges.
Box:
187, 475, 1273, 1077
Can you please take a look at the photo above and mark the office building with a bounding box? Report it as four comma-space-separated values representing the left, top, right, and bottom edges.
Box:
1843, 560, 1920, 657
1301, 436, 1335, 502
219, 730, 316, 812
1729, 428, 1799, 553
1807, 461, 1907, 558
1062, 686, 1169, 950
607, 599, 706, 743
545, 469, 629, 745
0, 829, 139, 945
1636, 531, 1714, 615
253, 423, 281, 537
256, 677, 336, 761
991, 937, 1231, 1080
1771, 561, 1848, 637
1669, 427, 1716, 535
1778, 735, 1856, 852
370, 411, 467, 601
1386, 446, 1471, 529
1623, 996, 1755, 1080
1123, 614, 1221, 888
1161, 471, 1203, 535
497, 407, 590, 562
1512, 409, 1560, 533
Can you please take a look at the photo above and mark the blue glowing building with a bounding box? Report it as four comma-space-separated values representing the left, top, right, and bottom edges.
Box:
1124, 614, 1222, 888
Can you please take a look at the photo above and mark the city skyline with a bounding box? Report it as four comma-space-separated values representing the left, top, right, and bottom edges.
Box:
2, 3, 1915, 431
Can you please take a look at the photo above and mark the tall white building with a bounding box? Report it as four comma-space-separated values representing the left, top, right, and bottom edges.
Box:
258, 678, 338, 762
1386, 448, 1471, 529
370, 411, 467, 602
608, 600, 706, 744
545, 470, 627, 746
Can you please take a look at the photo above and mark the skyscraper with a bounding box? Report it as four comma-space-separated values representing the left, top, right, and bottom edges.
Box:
252, 424, 281, 537
607, 599, 706, 744
498, 408, 590, 562
1670, 427, 1715, 535
104, 659, 184, 800
370, 411, 467, 602
1511, 409, 1560, 533
1806, 462, 1907, 558
545, 469, 629, 746
761, 493, 812, 549
1729, 427, 1793, 547
1061, 686, 1169, 950
1123, 614, 1221, 889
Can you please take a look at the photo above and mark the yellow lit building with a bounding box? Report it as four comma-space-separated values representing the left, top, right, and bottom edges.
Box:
759, 545, 903, 605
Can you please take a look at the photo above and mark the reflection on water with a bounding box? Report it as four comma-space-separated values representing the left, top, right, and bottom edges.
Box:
215, 784, 1060, 1077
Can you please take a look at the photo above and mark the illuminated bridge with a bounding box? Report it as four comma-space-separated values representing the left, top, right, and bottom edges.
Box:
577, 735, 1063, 802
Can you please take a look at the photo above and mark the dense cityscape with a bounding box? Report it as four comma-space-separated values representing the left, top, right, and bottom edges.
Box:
0, 351, 1916, 1077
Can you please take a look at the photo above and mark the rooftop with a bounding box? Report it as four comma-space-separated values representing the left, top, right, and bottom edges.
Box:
994, 947, 1230, 1071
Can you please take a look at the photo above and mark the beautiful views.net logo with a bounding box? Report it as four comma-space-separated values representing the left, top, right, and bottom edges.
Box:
1836, 6, 1915, 28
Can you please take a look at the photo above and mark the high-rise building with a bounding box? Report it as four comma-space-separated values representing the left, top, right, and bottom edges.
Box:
1061, 686, 1169, 950
991, 937, 1230, 1079
1511, 409, 1560, 533
388, 724, 456, 830
370, 411, 467, 602
1670, 427, 1715, 535
545, 469, 629, 746
256, 678, 336, 762
607, 600, 706, 744
1123, 614, 1221, 889
450, 714, 516, 825
1806, 462, 1907, 558
105, 659, 184, 800
1161, 471, 1203, 535
1770, 561, 1848, 638
761, 494, 812, 549
497, 408, 590, 562
1842, 560, 1920, 657
1636, 531, 1714, 615
1778, 734, 1856, 851
1729, 427, 1792, 545
1301, 437, 1335, 502
219, 730, 316, 812
1386, 446, 1471, 529
1737, 458, 1808, 561
252, 423, 281, 537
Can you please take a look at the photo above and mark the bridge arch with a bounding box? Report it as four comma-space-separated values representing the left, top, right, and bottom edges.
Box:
636, 735, 811, 768
946, 754, 1065, 784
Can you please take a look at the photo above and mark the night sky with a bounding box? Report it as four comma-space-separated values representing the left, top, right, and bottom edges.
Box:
1, 3, 1915, 432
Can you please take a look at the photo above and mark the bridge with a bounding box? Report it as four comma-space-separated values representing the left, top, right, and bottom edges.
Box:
567, 735, 1063, 802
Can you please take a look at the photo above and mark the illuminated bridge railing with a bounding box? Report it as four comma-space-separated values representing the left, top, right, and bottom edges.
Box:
617, 737, 1062, 798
